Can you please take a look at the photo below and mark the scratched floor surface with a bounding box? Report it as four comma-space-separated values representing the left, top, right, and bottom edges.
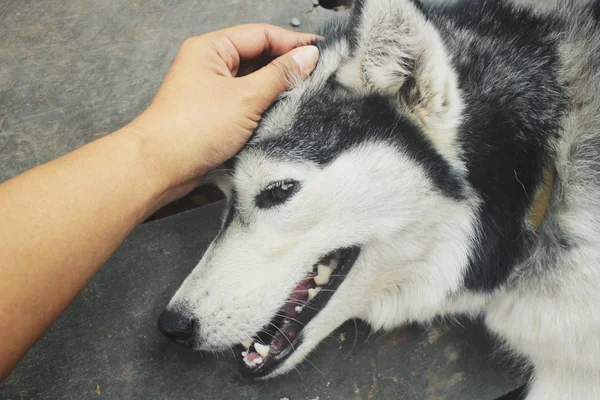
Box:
0, 0, 333, 183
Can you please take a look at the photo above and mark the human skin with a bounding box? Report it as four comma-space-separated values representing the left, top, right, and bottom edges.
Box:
0, 24, 320, 380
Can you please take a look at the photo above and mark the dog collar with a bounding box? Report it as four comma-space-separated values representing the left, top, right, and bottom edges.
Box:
527, 166, 555, 230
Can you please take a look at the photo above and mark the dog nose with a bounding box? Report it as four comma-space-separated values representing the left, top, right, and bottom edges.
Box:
158, 309, 195, 347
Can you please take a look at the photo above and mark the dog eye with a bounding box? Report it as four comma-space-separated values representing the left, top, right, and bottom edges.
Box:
256, 180, 300, 209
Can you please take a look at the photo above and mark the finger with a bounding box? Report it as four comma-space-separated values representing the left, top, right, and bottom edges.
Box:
242, 45, 319, 113
217, 23, 322, 61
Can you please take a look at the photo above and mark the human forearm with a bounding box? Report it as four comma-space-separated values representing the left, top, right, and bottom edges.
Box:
0, 129, 176, 379
0, 23, 319, 380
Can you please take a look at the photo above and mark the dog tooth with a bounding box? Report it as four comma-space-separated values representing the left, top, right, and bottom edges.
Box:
254, 356, 264, 365
241, 351, 247, 357
314, 274, 329, 286
254, 343, 270, 358
241, 339, 253, 349
308, 287, 322, 300
318, 264, 333, 278
295, 306, 303, 313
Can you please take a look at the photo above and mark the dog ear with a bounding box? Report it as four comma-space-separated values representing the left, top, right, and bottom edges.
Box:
204, 165, 233, 198
338, 0, 463, 149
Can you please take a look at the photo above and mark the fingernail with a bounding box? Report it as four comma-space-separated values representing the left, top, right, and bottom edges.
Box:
292, 45, 319, 77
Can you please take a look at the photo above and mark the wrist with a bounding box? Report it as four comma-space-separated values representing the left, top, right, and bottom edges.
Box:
113, 123, 202, 214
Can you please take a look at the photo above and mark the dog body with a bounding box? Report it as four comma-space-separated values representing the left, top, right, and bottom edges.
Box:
160, 1, 600, 398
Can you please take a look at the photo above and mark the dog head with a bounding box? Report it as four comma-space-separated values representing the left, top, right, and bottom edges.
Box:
159, 0, 479, 379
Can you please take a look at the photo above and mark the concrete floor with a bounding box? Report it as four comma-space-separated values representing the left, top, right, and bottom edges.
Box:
0, 0, 332, 183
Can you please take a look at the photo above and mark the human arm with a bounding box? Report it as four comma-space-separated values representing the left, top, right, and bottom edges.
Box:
0, 24, 319, 379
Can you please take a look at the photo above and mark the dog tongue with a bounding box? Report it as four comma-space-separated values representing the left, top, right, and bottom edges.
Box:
245, 352, 261, 362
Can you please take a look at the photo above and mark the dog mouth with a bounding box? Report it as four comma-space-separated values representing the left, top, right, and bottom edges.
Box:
238, 246, 361, 378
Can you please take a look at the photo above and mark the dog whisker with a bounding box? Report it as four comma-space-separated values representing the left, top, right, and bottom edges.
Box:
256, 329, 274, 344
268, 322, 295, 351
284, 300, 320, 312
303, 357, 327, 378
293, 366, 305, 383
274, 313, 306, 327
227, 344, 237, 359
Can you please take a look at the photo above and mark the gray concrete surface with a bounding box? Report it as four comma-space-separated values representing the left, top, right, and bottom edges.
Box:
0, 0, 332, 183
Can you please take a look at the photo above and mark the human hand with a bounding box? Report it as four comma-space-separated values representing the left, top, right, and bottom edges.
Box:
0, 25, 319, 379
123, 24, 320, 203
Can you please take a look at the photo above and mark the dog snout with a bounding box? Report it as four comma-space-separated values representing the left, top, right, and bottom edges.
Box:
157, 309, 197, 348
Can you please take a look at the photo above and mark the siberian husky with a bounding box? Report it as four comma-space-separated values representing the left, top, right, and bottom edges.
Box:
158, 0, 600, 398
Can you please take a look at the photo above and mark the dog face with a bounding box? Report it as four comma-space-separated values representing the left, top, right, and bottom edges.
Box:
159, 0, 479, 379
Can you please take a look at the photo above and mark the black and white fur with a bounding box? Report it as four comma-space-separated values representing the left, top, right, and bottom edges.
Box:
161, 0, 600, 398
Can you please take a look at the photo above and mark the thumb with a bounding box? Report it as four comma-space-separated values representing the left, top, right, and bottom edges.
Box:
243, 45, 319, 113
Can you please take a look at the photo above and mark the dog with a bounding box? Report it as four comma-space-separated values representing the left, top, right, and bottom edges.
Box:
158, 0, 600, 398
